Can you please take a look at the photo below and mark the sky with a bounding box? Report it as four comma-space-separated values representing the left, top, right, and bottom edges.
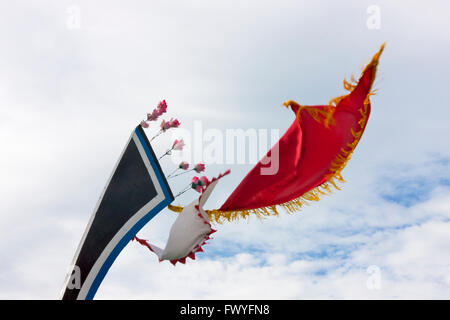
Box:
0, 0, 449, 299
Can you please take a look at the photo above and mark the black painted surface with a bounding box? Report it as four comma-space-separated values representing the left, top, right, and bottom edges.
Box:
63, 137, 158, 300
136, 125, 173, 201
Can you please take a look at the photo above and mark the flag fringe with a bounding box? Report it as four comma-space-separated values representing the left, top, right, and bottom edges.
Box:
168, 44, 384, 224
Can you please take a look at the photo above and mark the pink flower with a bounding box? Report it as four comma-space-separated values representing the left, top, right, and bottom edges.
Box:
179, 161, 189, 170
153, 108, 163, 117
172, 139, 185, 151
199, 176, 210, 186
169, 118, 180, 128
147, 100, 167, 121
194, 163, 205, 173
190, 175, 210, 193
147, 109, 160, 121
191, 177, 203, 193
160, 119, 171, 131
158, 100, 167, 113
140, 120, 149, 128
160, 118, 180, 132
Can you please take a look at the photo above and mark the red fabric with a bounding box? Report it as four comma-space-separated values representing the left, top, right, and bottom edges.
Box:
219, 65, 375, 212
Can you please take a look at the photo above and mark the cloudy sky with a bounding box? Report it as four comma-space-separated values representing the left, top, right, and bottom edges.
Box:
0, 0, 449, 299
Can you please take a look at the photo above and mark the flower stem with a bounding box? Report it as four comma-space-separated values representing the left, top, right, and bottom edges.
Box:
158, 148, 172, 160
167, 169, 193, 179
150, 130, 164, 142
174, 185, 191, 198
166, 167, 180, 178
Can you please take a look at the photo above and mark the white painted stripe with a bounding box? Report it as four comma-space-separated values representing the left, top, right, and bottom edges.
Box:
59, 131, 135, 299
76, 132, 166, 299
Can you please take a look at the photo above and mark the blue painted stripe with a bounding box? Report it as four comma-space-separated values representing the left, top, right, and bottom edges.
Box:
135, 128, 172, 200
85, 129, 172, 300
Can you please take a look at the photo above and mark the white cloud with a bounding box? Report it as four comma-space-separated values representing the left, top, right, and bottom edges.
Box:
0, 0, 449, 299
91, 170, 450, 300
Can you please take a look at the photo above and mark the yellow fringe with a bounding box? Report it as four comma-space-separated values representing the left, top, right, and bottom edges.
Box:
168, 204, 183, 213
282, 100, 336, 128
168, 44, 384, 224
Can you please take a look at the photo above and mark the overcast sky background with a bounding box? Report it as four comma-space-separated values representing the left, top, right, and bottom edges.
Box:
0, 0, 449, 299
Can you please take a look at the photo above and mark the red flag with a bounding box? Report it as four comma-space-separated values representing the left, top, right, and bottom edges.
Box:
170, 44, 384, 223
